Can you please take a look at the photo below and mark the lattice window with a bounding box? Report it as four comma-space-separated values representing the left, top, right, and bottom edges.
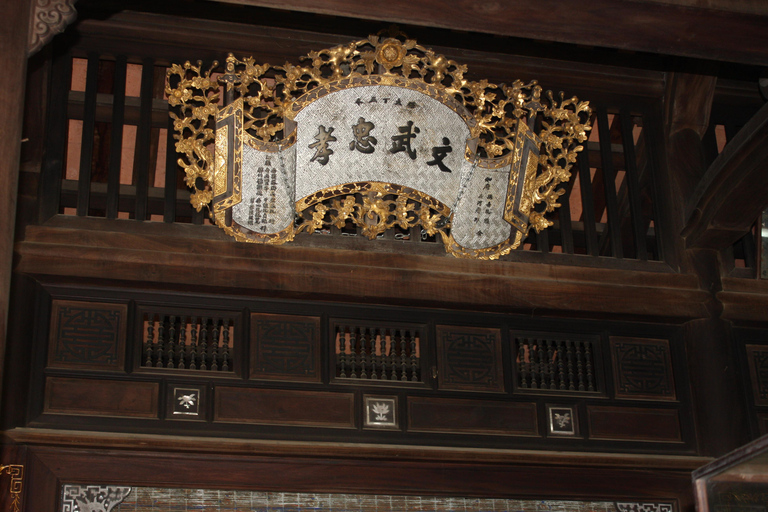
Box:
140, 312, 236, 372
332, 321, 424, 383
513, 333, 603, 395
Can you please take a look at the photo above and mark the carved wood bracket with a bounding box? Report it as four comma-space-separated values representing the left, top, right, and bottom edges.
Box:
28, 0, 78, 56
682, 101, 768, 250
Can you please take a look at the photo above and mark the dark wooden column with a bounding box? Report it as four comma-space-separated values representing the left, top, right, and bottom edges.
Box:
0, 0, 31, 405
664, 73, 750, 456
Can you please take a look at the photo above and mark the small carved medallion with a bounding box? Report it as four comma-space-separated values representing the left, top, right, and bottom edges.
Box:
168, 385, 205, 420
547, 404, 579, 436
364, 395, 398, 429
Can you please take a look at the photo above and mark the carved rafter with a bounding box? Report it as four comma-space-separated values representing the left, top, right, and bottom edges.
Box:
28, 0, 78, 56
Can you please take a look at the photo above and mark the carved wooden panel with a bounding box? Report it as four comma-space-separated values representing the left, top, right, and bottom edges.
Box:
408, 397, 538, 436
47, 300, 127, 371
610, 337, 676, 400
587, 406, 681, 442
214, 387, 355, 428
44, 377, 159, 418
436, 326, 503, 392
746, 344, 768, 406
251, 314, 321, 382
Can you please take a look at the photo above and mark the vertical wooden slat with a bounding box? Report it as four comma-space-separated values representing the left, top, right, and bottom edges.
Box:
38, 49, 72, 222
536, 225, 549, 254
558, 184, 575, 254
106, 55, 127, 220
724, 122, 739, 143
76, 53, 100, 217
620, 110, 648, 261
163, 114, 178, 223
639, 107, 669, 264
577, 148, 599, 256
742, 230, 757, 270
596, 107, 623, 258
133, 57, 154, 221
191, 202, 204, 224
701, 123, 719, 164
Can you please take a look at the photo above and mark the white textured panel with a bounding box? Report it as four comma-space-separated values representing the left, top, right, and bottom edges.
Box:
451, 165, 512, 249
294, 85, 472, 205
233, 144, 296, 234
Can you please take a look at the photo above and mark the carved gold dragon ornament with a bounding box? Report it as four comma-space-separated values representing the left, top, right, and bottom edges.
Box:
166, 35, 591, 258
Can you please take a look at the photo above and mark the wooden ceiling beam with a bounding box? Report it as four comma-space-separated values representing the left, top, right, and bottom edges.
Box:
207, 0, 768, 66
682, 101, 768, 250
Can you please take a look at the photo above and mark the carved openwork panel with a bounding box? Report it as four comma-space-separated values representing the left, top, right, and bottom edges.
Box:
48, 300, 127, 371
61, 485, 131, 512
513, 331, 603, 396
251, 313, 321, 382
615, 504, 674, 512
746, 344, 768, 406
436, 326, 503, 392
333, 321, 424, 383
138, 309, 238, 374
610, 337, 676, 400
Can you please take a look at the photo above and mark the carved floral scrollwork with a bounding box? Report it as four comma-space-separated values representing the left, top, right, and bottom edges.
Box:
28, 0, 78, 56
166, 31, 591, 254
0, 465, 23, 512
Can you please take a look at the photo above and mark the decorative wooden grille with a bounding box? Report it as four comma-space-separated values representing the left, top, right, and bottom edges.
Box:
333, 322, 423, 383
514, 334, 601, 394
141, 313, 235, 372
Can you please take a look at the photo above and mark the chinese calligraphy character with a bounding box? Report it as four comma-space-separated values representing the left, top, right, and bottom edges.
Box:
390, 120, 419, 160
349, 117, 377, 154
309, 125, 337, 165
426, 137, 453, 172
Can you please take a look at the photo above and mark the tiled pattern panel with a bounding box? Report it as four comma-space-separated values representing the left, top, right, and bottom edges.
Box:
111, 488, 670, 512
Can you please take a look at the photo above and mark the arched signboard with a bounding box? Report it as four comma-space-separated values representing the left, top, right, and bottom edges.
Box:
169, 36, 590, 259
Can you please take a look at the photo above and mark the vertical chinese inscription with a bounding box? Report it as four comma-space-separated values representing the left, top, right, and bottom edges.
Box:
436, 326, 504, 392
246, 156, 280, 232
610, 337, 675, 400
47, 300, 127, 371
250, 314, 321, 382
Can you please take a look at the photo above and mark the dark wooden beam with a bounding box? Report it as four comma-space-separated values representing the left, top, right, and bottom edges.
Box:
682, 101, 768, 250
211, 0, 768, 66
5, 427, 712, 470
15, 218, 712, 321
